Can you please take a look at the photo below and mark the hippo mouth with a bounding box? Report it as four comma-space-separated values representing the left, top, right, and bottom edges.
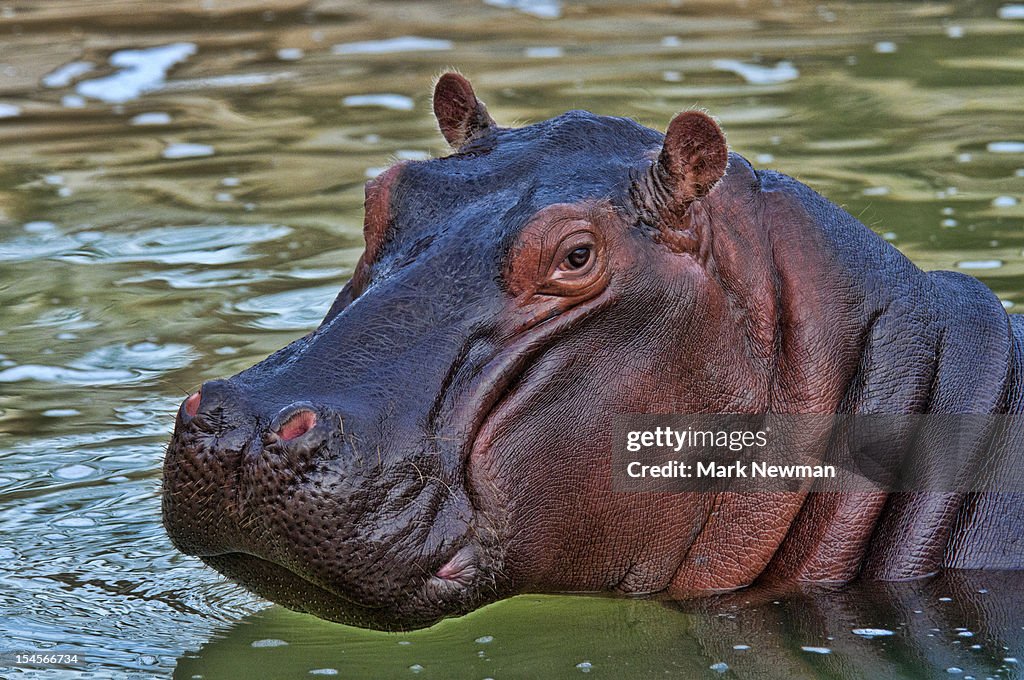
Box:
200, 550, 485, 631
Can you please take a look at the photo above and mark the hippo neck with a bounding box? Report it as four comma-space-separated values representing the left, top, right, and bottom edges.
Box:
701, 156, 1015, 418
676, 156, 1018, 591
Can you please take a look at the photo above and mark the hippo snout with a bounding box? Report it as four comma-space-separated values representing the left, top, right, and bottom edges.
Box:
162, 371, 499, 630
163, 381, 334, 557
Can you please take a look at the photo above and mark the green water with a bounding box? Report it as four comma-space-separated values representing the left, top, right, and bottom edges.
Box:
0, 1, 1022, 677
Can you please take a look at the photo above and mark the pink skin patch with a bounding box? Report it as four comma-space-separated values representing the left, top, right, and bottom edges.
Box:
276, 410, 316, 441
435, 547, 476, 584
184, 391, 201, 418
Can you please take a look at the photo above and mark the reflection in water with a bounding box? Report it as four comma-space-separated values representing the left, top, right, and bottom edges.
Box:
0, 0, 1022, 677
174, 573, 1024, 679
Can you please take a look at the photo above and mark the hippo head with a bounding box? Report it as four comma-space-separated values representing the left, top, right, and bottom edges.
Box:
163, 74, 853, 630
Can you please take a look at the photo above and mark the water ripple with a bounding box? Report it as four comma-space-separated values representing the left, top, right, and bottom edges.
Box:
0, 223, 292, 265
231, 285, 337, 330
0, 342, 196, 385
331, 36, 453, 55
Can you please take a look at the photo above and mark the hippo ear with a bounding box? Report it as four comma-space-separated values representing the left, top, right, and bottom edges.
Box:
656, 110, 728, 209
432, 72, 496, 148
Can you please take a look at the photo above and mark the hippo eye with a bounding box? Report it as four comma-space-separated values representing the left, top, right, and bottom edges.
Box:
562, 246, 591, 270
505, 211, 609, 298
547, 231, 600, 289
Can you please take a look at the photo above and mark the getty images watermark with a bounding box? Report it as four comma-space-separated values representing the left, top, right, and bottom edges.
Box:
612, 414, 1024, 493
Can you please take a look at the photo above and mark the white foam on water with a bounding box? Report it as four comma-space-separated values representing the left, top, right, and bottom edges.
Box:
957, 259, 1003, 269
998, 4, 1024, 19
42, 60, 94, 88
76, 42, 196, 103
712, 59, 799, 84
277, 47, 304, 61
0, 103, 21, 118
131, 111, 171, 125
395, 149, 430, 161
62, 95, 86, 109
875, 41, 898, 53
53, 464, 96, 480
54, 516, 95, 528
251, 639, 288, 648
41, 409, 81, 417
342, 94, 414, 111
852, 628, 896, 638
162, 142, 214, 159
23, 221, 58, 233
525, 46, 564, 58
988, 141, 1024, 153
993, 196, 1019, 207
164, 72, 287, 90
331, 36, 452, 55
801, 646, 832, 654
483, 0, 562, 19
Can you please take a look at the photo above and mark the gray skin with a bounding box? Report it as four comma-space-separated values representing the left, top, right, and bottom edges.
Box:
162, 73, 1024, 631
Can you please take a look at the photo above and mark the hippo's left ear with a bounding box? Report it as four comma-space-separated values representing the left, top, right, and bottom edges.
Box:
655, 110, 728, 211
432, 72, 497, 148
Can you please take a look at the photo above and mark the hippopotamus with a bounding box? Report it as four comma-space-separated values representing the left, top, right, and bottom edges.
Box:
162, 73, 1024, 631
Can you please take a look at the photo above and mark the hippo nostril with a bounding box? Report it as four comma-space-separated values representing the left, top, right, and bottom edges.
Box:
276, 409, 317, 441
183, 391, 201, 418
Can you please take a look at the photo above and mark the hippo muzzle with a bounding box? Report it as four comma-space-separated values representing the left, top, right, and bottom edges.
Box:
163, 365, 499, 629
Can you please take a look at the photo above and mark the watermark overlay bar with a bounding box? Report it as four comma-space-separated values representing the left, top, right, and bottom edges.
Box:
611, 414, 1024, 493
0, 650, 88, 669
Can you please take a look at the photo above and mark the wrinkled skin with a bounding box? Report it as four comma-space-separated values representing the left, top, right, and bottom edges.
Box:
163, 73, 1024, 631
